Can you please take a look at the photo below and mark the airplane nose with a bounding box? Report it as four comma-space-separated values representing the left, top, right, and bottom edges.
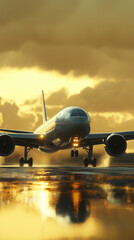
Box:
68, 117, 90, 138
70, 116, 88, 124
55, 107, 90, 139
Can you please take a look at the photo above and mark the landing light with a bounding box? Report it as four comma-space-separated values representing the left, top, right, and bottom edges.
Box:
72, 137, 79, 147
73, 137, 79, 142
73, 143, 79, 147
40, 134, 44, 139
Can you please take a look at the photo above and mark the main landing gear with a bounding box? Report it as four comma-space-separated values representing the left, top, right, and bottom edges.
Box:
83, 145, 96, 167
70, 145, 96, 167
19, 146, 33, 167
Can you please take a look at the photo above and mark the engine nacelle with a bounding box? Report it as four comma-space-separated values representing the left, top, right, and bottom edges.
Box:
0, 135, 15, 156
105, 134, 127, 157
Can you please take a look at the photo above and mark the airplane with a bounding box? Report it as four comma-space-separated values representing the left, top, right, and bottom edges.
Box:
0, 90, 134, 167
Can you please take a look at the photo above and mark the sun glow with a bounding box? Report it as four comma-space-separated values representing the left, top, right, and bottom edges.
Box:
38, 183, 55, 220
0, 67, 95, 104
40, 134, 44, 139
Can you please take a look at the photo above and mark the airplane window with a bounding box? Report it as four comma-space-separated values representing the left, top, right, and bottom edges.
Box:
79, 110, 87, 117
71, 110, 78, 117
71, 109, 87, 117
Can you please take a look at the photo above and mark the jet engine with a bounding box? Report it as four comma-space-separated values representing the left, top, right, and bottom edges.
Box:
105, 134, 127, 157
0, 135, 15, 156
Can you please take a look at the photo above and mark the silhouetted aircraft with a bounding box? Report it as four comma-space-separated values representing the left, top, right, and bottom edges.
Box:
0, 91, 134, 167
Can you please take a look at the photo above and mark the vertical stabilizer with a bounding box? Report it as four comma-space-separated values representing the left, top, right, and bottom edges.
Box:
42, 90, 47, 123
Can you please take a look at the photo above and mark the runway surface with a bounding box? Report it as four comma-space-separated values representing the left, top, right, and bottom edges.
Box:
0, 165, 134, 240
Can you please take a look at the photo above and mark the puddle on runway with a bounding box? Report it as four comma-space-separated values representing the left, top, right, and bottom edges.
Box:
0, 166, 134, 240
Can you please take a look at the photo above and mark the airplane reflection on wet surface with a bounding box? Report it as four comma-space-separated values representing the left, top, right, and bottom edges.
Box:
0, 166, 134, 240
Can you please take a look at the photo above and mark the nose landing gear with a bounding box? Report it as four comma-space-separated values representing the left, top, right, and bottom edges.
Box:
83, 145, 96, 167
71, 137, 79, 158
71, 149, 79, 157
19, 146, 33, 167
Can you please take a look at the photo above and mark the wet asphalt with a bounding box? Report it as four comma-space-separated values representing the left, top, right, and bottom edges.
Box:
0, 165, 134, 240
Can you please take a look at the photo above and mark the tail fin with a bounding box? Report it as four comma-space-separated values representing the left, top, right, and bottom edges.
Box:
42, 90, 47, 123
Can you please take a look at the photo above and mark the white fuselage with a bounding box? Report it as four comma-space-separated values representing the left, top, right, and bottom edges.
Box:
34, 107, 91, 153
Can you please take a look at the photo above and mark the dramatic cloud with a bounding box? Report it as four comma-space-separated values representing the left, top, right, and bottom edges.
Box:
0, 98, 41, 130
0, 0, 134, 79
46, 81, 134, 114
12, 80, 134, 134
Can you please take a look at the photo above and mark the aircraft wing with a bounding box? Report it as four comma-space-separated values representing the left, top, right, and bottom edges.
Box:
0, 132, 45, 148
0, 129, 34, 134
80, 131, 134, 146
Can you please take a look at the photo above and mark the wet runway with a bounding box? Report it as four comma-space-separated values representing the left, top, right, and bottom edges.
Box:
0, 165, 134, 240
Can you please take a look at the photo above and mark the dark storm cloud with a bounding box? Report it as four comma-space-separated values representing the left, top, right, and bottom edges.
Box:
46, 81, 134, 113
0, 0, 134, 78
46, 88, 68, 106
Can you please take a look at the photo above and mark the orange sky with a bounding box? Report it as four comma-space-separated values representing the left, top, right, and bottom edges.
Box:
1, 0, 134, 151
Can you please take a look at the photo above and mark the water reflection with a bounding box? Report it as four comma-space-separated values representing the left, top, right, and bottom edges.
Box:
56, 183, 91, 223
0, 167, 134, 239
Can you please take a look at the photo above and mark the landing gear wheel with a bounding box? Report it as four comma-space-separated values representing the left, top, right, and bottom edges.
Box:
92, 158, 96, 167
28, 158, 33, 167
71, 150, 74, 157
83, 145, 97, 167
71, 150, 79, 157
83, 158, 89, 167
75, 150, 79, 157
19, 147, 33, 167
19, 157, 24, 167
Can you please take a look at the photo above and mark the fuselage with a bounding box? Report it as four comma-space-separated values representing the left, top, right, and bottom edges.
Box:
34, 107, 91, 153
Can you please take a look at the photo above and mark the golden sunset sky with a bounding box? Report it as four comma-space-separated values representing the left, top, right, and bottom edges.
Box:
1, 0, 134, 151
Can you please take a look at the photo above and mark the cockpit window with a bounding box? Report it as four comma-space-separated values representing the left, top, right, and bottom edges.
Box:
71, 110, 78, 117
70, 109, 87, 117
79, 110, 87, 116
